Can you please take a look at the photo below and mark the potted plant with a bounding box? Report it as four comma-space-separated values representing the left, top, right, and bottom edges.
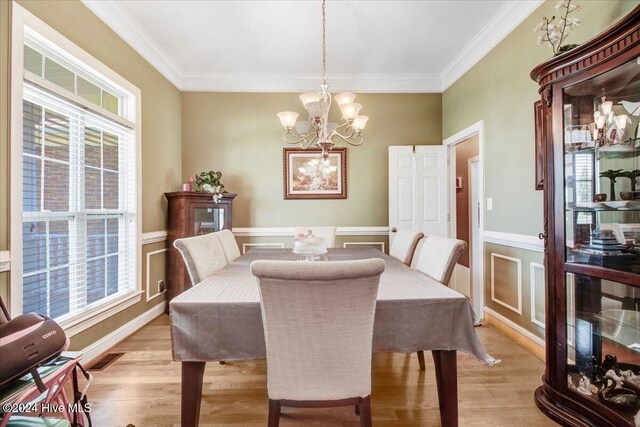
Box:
195, 170, 226, 203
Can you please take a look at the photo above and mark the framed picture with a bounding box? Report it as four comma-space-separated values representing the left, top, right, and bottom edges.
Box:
283, 148, 347, 199
534, 100, 544, 191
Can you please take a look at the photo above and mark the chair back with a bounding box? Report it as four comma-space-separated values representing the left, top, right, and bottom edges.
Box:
215, 229, 241, 262
389, 229, 424, 266
293, 226, 337, 248
251, 259, 385, 401
411, 235, 467, 285
173, 233, 228, 285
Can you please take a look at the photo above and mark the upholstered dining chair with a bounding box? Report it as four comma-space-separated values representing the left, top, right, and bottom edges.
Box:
293, 226, 337, 248
173, 233, 228, 286
214, 229, 241, 262
251, 258, 385, 427
389, 229, 424, 266
410, 234, 468, 371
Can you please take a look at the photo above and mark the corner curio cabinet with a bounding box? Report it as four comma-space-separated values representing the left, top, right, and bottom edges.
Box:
531, 7, 640, 426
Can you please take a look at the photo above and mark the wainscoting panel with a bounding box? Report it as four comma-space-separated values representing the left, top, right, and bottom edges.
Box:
146, 248, 167, 302
530, 262, 545, 329
490, 253, 522, 315
242, 242, 285, 254
343, 241, 385, 252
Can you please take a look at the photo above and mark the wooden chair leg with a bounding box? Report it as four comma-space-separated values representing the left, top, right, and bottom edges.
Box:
268, 399, 281, 427
417, 350, 426, 371
359, 395, 372, 427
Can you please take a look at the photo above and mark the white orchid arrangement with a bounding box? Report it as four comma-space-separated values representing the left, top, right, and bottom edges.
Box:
535, 0, 581, 55
195, 170, 226, 203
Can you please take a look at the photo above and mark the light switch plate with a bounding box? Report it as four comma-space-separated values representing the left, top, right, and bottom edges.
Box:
486, 198, 493, 211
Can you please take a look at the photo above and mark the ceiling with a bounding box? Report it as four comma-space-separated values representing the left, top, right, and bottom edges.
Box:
82, 0, 543, 92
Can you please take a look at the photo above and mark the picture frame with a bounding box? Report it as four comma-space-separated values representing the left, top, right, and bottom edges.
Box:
534, 100, 544, 191
283, 148, 347, 199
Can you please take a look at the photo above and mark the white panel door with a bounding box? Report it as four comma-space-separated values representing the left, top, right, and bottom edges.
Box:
388, 146, 449, 246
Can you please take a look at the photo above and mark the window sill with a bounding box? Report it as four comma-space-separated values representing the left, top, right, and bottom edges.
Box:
59, 290, 144, 337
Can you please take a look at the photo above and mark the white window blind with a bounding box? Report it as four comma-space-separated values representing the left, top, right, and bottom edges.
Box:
22, 84, 137, 321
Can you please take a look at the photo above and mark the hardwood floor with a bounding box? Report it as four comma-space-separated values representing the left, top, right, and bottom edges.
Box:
87, 315, 556, 426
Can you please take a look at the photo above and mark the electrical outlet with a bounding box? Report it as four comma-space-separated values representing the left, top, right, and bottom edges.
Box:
486, 197, 493, 211
158, 280, 166, 293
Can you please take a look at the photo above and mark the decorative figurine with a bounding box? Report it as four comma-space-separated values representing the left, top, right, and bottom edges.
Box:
598, 377, 640, 412
576, 375, 593, 396
600, 169, 624, 201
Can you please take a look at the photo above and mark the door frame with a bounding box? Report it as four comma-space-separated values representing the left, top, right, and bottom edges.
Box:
443, 121, 485, 319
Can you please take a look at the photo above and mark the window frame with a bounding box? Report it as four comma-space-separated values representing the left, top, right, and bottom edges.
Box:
10, 4, 142, 336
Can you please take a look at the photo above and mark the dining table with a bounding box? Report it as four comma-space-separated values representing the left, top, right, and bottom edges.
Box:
170, 247, 498, 427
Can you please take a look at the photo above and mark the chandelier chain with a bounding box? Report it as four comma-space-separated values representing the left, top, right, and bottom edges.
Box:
322, 0, 327, 85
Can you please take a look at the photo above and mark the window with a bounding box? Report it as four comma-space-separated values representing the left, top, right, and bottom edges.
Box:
12, 15, 140, 326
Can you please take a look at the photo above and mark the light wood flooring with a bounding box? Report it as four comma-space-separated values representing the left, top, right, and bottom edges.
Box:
87, 315, 556, 426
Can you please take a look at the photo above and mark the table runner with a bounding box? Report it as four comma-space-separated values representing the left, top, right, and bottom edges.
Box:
170, 248, 498, 366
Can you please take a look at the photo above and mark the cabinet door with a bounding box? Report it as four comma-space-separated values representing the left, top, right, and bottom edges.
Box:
189, 202, 229, 236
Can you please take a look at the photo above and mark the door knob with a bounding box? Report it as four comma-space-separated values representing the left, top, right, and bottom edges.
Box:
391, 227, 397, 233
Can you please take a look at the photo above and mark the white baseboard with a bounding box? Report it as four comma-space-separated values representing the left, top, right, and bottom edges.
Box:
80, 300, 166, 365
484, 306, 545, 348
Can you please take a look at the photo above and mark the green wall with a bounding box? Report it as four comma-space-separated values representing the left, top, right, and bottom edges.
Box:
181, 92, 442, 228
443, 0, 639, 338
0, 0, 181, 349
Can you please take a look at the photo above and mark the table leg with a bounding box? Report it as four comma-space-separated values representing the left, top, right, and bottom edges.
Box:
182, 361, 206, 427
432, 350, 458, 427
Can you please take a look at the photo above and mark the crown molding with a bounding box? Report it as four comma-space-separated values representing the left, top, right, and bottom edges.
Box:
80, 0, 183, 90
440, 0, 544, 91
83, 0, 543, 93
181, 72, 442, 93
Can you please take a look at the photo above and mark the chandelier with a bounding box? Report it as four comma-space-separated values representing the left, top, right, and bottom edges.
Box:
277, 0, 368, 159
589, 97, 629, 146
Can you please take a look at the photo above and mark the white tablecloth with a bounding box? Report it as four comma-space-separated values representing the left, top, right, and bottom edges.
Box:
170, 248, 498, 366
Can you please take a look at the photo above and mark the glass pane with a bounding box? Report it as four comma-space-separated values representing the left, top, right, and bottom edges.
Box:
106, 255, 118, 296
106, 218, 119, 254
193, 207, 225, 235
86, 258, 105, 305
23, 273, 47, 315
84, 127, 102, 168
566, 273, 640, 423
49, 268, 69, 318
43, 160, 69, 211
85, 167, 102, 209
44, 58, 75, 93
23, 222, 46, 273
103, 131, 118, 171
44, 109, 70, 161
102, 91, 119, 115
24, 45, 43, 76
77, 76, 101, 106
103, 171, 119, 209
563, 57, 640, 274
49, 221, 69, 267
87, 218, 106, 258
23, 101, 42, 155
23, 156, 41, 212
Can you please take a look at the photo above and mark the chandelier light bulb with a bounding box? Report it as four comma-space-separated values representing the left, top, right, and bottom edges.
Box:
340, 102, 362, 121
601, 100, 613, 115
334, 93, 356, 106
299, 93, 322, 107
615, 115, 628, 130
277, 111, 299, 128
305, 101, 325, 119
353, 115, 369, 131
596, 115, 606, 130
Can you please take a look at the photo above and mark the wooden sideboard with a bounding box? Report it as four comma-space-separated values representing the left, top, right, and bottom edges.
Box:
164, 191, 237, 303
